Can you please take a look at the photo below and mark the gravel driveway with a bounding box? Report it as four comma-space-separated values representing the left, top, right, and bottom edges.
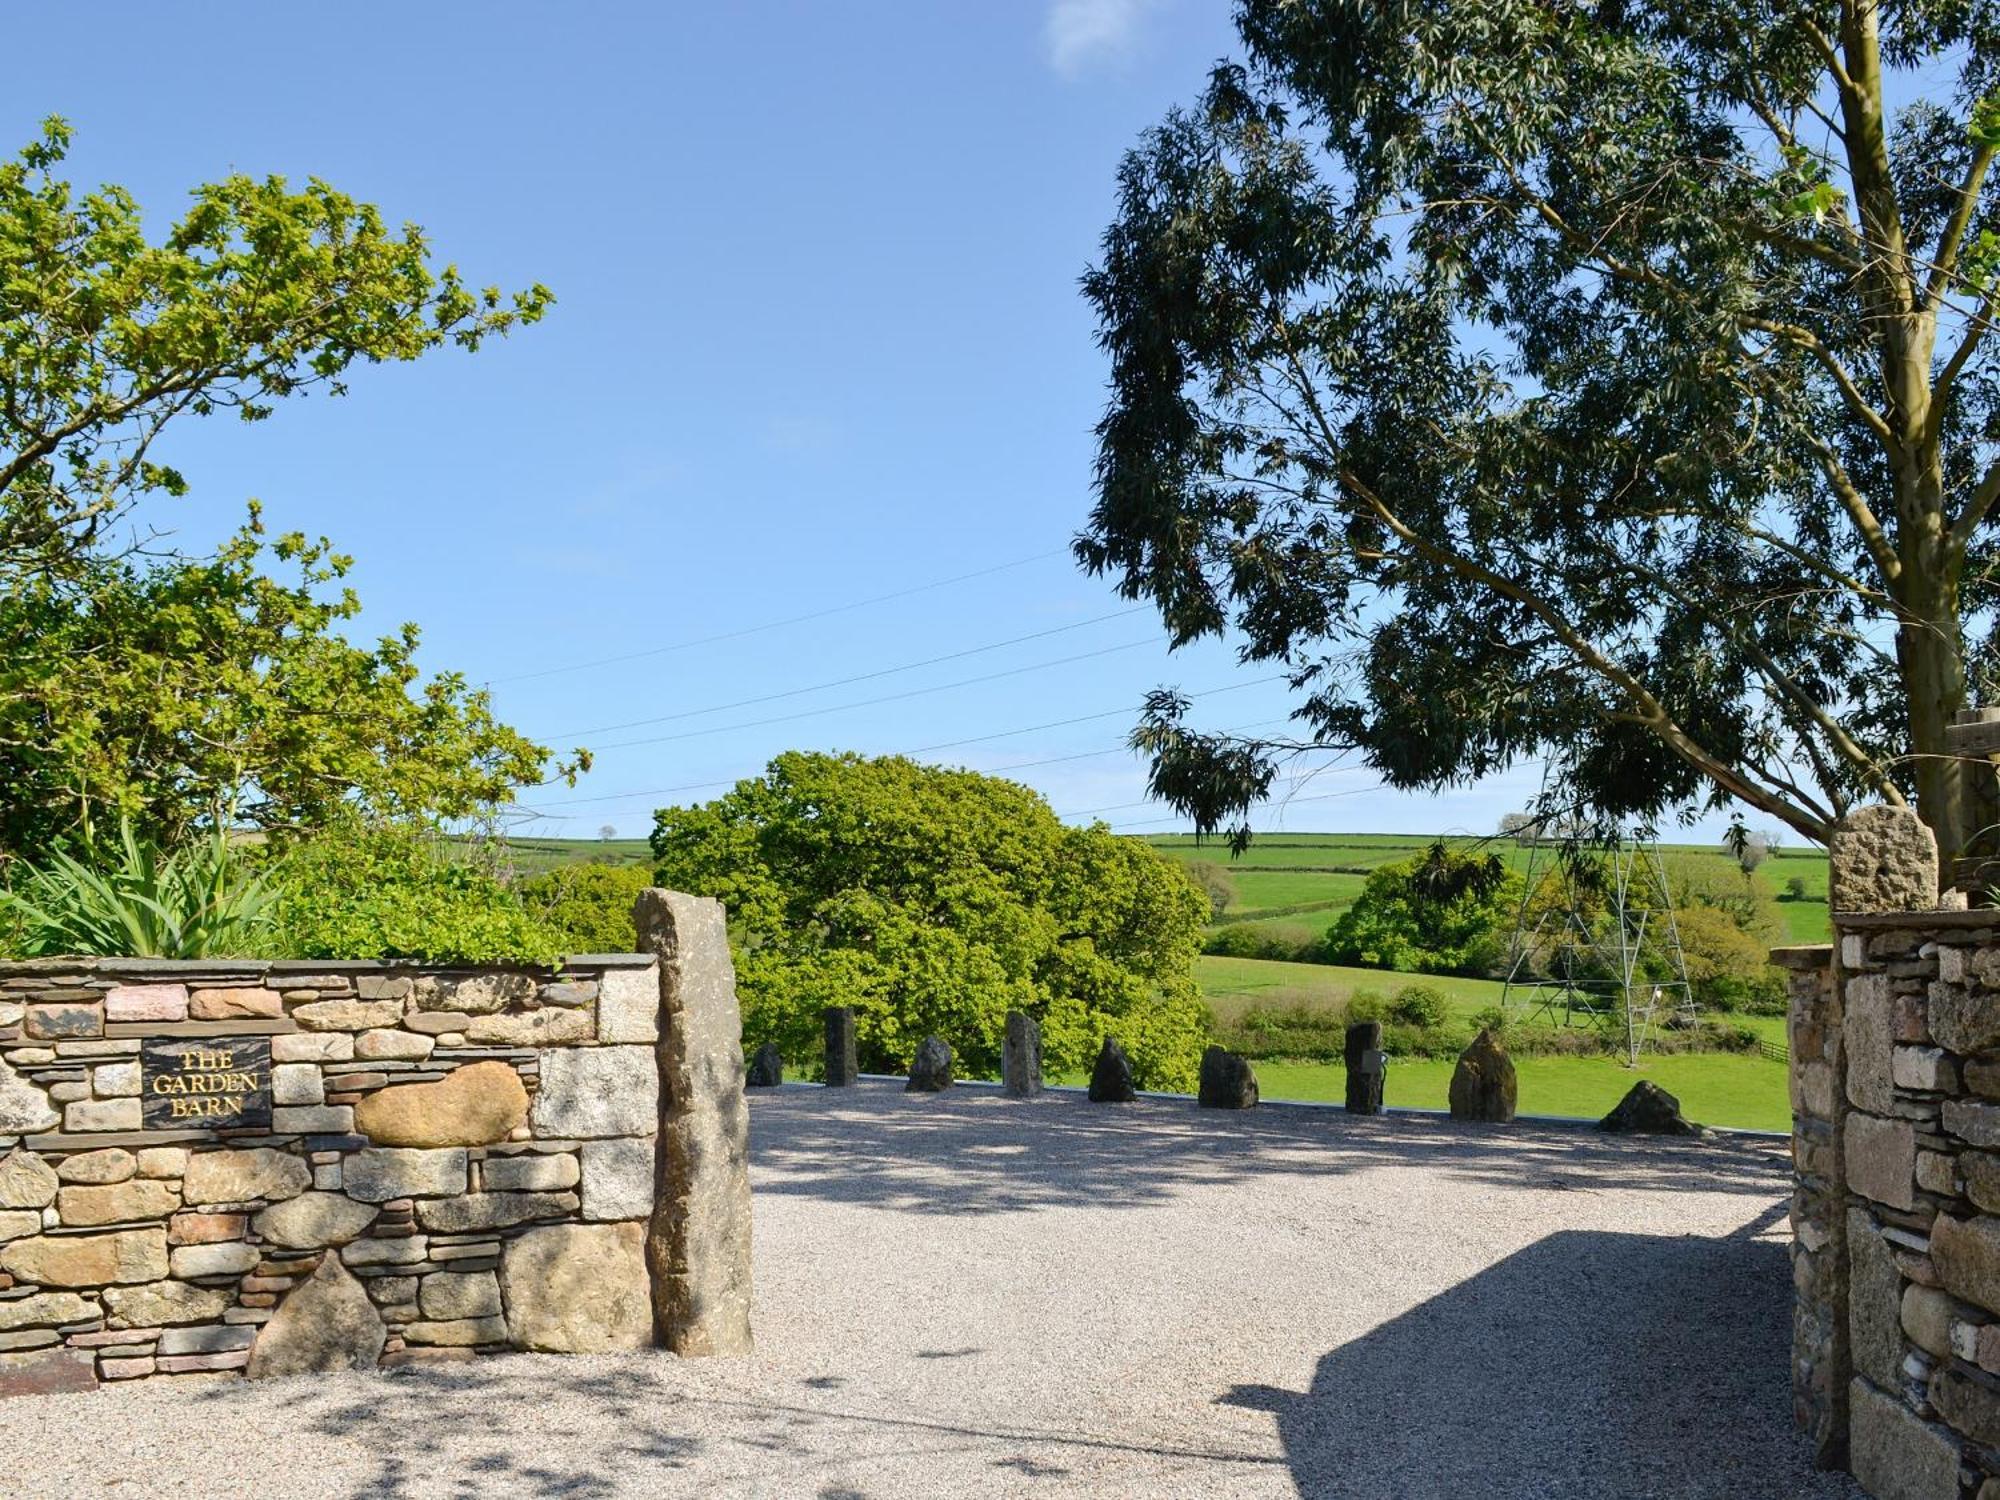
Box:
0, 1083, 1860, 1498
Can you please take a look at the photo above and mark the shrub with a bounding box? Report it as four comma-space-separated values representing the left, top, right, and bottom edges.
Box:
269, 820, 566, 963
1784, 874, 1808, 900
518, 861, 652, 953
0, 819, 280, 958
1202, 924, 1323, 962
1387, 984, 1451, 1029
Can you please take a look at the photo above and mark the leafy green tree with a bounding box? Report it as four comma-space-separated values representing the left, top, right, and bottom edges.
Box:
1, 118, 548, 585
1081, 0, 2000, 867
1325, 846, 1521, 975
0, 119, 569, 849
0, 512, 568, 850
650, 752, 1211, 1088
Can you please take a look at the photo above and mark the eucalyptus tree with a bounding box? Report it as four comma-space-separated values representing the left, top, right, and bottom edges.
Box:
1081, 0, 2000, 866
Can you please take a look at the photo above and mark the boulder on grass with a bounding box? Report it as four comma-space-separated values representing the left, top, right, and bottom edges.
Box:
906, 1036, 954, 1093
1599, 1080, 1701, 1136
1198, 1046, 1258, 1109
1088, 1038, 1136, 1103
1448, 1029, 1517, 1123
745, 1043, 783, 1088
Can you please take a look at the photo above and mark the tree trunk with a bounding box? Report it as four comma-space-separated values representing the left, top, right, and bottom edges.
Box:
1897, 468, 1975, 872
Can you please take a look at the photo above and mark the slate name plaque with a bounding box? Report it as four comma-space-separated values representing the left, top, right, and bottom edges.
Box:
141, 1036, 272, 1129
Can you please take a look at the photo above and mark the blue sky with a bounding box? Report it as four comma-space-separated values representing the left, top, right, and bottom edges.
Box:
9, 0, 1635, 844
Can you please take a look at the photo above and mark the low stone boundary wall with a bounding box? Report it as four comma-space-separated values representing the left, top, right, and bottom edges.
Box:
0, 889, 751, 1394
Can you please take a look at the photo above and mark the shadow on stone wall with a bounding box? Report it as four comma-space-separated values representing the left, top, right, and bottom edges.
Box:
1221, 1227, 1862, 1499
747, 1083, 1795, 1216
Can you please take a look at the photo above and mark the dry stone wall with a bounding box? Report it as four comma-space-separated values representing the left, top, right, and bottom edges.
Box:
0, 905, 751, 1395
1777, 939, 1847, 1469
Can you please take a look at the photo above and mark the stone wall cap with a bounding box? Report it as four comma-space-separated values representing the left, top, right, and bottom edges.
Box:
1835, 910, 1999, 930
0, 954, 646, 980
1769, 943, 1834, 969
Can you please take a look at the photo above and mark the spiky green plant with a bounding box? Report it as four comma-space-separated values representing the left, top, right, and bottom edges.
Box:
2, 820, 280, 958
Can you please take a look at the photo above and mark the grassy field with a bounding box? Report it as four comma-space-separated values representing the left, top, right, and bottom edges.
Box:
1147, 830, 1832, 946
1195, 952, 1792, 1130
501, 827, 1803, 1131
1252, 1053, 1792, 1132
1196, 955, 1508, 1024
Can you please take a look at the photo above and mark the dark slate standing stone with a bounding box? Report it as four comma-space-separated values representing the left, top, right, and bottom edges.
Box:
906, 1036, 954, 1093
1002, 1011, 1042, 1098
1599, 1079, 1701, 1136
1197, 1046, 1259, 1109
745, 1042, 784, 1088
1088, 1037, 1137, 1103
1344, 1020, 1386, 1115
824, 1006, 858, 1087
1448, 1029, 1517, 1123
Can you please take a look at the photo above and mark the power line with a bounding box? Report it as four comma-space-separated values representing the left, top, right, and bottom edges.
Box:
580, 638, 1161, 753
1106, 781, 1387, 831
512, 690, 1290, 814
489, 546, 1069, 685
541, 606, 1148, 741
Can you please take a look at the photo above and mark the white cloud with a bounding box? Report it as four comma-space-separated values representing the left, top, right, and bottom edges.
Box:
1044, 0, 1156, 76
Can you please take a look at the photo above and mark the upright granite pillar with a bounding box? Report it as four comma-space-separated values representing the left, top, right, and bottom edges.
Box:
634, 890, 753, 1358
1774, 941, 1847, 1468
1002, 1011, 1042, 1098
1345, 1020, 1385, 1114
824, 1006, 858, 1087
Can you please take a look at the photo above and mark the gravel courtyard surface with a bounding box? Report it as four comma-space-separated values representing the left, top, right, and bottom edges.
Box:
0, 1083, 1860, 1499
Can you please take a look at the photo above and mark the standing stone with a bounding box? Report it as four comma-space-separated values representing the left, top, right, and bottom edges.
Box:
1345, 1020, 1385, 1115
906, 1036, 953, 1093
1089, 1038, 1137, 1103
1598, 1080, 1700, 1136
634, 888, 753, 1357
500, 1221, 653, 1353
1448, 1030, 1517, 1123
745, 1043, 784, 1087
1830, 804, 1939, 913
1198, 1047, 1258, 1109
246, 1255, 385, 1379
824, 1006, 859, 1087
1002, 1011, 1042, 1098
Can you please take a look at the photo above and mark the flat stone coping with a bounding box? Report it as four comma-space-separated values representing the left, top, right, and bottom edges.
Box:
831, 1075, 1788, 1141
1833, 910, 2000, 930
1770, 943, 1833, 969
0, 953, 655, 978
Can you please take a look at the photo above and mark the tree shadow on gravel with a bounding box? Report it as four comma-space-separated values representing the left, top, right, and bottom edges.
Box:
1219, 1228, 1863, 1500
748, 1083, 1793, 1216
183, 1357, 709, 1499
